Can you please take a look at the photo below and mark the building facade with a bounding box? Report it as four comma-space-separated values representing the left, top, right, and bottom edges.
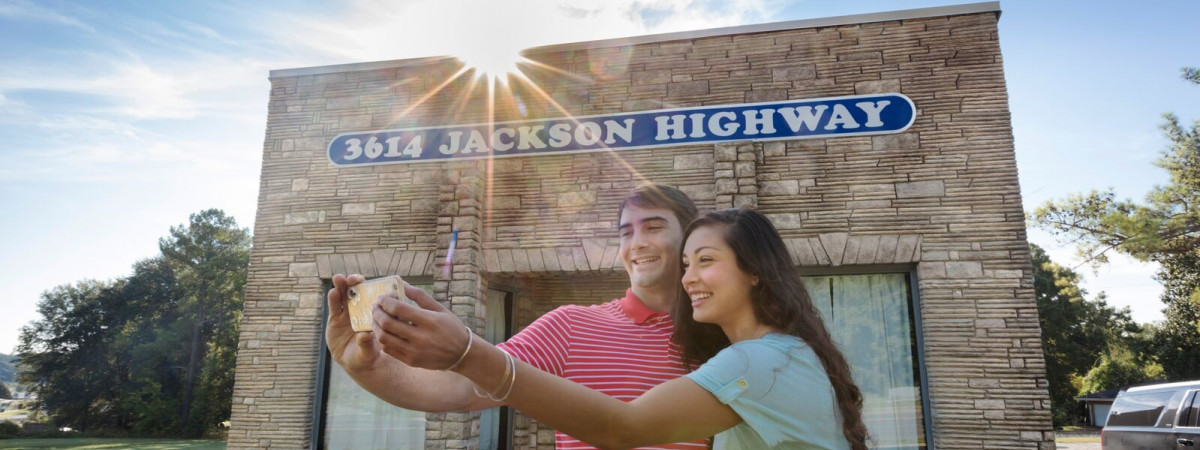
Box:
229, 2, 1055, 449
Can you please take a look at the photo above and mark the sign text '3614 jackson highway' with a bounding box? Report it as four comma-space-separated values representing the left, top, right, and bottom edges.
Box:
327, 93, 915, 167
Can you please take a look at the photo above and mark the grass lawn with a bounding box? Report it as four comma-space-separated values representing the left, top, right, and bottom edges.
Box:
0, 408, 31, 417
0, 438, 226, 449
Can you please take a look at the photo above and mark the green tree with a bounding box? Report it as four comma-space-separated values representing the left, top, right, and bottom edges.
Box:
16, 280, 123, 431
0, 383, 11, 399
1032, 67, 1198, 264
1147, 251, 1200, 379
1031, 244, 1141, 426
112, 257, 188, 433
158, 209, 250, 436
1184, 67, 1200, 86
14, 209, 250, 436
1078, 346, 1164, 396
1031, 67, 1200, 380
0, 420, 19, 438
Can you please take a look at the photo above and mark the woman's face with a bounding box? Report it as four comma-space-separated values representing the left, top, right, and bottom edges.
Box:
681, 225, 757, 327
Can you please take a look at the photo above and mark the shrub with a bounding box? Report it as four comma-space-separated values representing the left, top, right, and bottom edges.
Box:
0, 420, 20, 438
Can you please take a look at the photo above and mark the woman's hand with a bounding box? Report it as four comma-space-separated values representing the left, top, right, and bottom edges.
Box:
371, 282, 472, 371
325, 274, 382, 373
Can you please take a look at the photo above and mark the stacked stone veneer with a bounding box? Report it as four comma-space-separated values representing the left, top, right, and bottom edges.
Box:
231, 9, 1053, 450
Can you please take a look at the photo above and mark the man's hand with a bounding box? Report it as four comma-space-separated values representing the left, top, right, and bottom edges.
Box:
372, 283, 473, 371
325, 274, 382, 373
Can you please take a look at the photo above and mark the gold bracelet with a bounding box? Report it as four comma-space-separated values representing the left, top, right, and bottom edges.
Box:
444, 325, 473, 371
493, 351, 517, 402
472, 348, 515, 401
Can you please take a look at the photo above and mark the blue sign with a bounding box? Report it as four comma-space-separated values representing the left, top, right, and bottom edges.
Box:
328, 93, 915, 166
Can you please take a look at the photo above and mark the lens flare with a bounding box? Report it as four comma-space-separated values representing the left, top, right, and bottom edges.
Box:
455, 43, 528, 85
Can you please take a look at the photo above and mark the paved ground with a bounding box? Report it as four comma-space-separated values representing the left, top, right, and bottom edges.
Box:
1055, 428, 1101, 450
1056, 442, 1100, 450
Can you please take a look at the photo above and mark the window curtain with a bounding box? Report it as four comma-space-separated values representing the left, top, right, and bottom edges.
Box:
803, 274, 924, 450
321, 284, 431, 450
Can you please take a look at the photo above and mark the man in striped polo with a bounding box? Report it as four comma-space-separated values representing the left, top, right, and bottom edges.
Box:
325, 184, 701, 449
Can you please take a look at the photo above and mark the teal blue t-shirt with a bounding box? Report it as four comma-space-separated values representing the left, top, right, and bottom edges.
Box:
685, 333, 851, 450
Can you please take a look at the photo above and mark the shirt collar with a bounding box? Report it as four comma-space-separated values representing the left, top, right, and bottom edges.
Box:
619, 289, 669, 324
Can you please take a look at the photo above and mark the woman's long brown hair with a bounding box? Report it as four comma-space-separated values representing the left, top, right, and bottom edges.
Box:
672, 208, 869, 450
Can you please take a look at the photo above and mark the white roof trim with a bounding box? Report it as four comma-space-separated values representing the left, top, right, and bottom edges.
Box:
1125, 380, 1200, 393
269, 2, 1000, 79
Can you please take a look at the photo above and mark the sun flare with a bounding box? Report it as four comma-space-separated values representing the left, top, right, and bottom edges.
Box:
455, 43, 528, 85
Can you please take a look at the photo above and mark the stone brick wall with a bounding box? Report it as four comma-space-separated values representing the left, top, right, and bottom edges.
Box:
231, 7, 1053, 450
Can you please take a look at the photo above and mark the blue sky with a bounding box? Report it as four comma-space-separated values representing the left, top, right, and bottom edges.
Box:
1, 0, 1197, 353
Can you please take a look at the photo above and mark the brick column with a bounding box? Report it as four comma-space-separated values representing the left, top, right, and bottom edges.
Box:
714, 141, 761, 209
427, 160, 488, 450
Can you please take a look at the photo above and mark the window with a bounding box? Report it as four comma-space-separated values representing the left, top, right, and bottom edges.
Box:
315, 282, 433, 450
803, 273, 927, 450
479, 288, 515, 450
1108, 391, 1175, 427
1179, 391, 1199, 428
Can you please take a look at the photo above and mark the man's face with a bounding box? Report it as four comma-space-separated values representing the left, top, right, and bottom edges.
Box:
618, 204, 685, 292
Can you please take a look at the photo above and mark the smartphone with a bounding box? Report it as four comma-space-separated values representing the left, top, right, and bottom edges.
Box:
346, 275, 403, 332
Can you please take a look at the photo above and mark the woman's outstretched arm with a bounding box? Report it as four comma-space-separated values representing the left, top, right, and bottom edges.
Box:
457, 338, 741, 450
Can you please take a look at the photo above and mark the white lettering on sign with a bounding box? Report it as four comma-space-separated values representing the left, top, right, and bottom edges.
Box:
329, 94, 915, 166
655, 115, 687, 141
548, 123, 571, 148
575, 121, 601, 146
779, 105, 827, 133
856, 100, 890, 128
605, 119, 635, 144
439, 131, 462, 155
517, 126, 545, 150
824, 104, 859, 130
742, 108, 776, 136
709, 111, 738, 137
687, 113, 706, 138
492, 128, 514, 151
649, 101, 893, 141
432, 120, 641, 156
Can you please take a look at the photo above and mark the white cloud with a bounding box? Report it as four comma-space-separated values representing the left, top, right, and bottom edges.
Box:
179, 21, 237, 46
0, 105, 258, 184
0, 53, 272, 121
0, 0, 94, 32
0, 0, 767, 186
260, 0, 782, 67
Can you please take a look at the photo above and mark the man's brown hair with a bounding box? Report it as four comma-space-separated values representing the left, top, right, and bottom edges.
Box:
617, 184, 699, 228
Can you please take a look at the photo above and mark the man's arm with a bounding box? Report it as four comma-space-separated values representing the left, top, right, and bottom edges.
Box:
325, 274, 500, 412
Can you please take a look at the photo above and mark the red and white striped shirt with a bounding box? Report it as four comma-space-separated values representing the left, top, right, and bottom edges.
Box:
498, 289, 707, 450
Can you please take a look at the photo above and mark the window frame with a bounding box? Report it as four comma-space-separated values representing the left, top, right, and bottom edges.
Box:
797, 263, 933, 449
1178, 390, 1200, 429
